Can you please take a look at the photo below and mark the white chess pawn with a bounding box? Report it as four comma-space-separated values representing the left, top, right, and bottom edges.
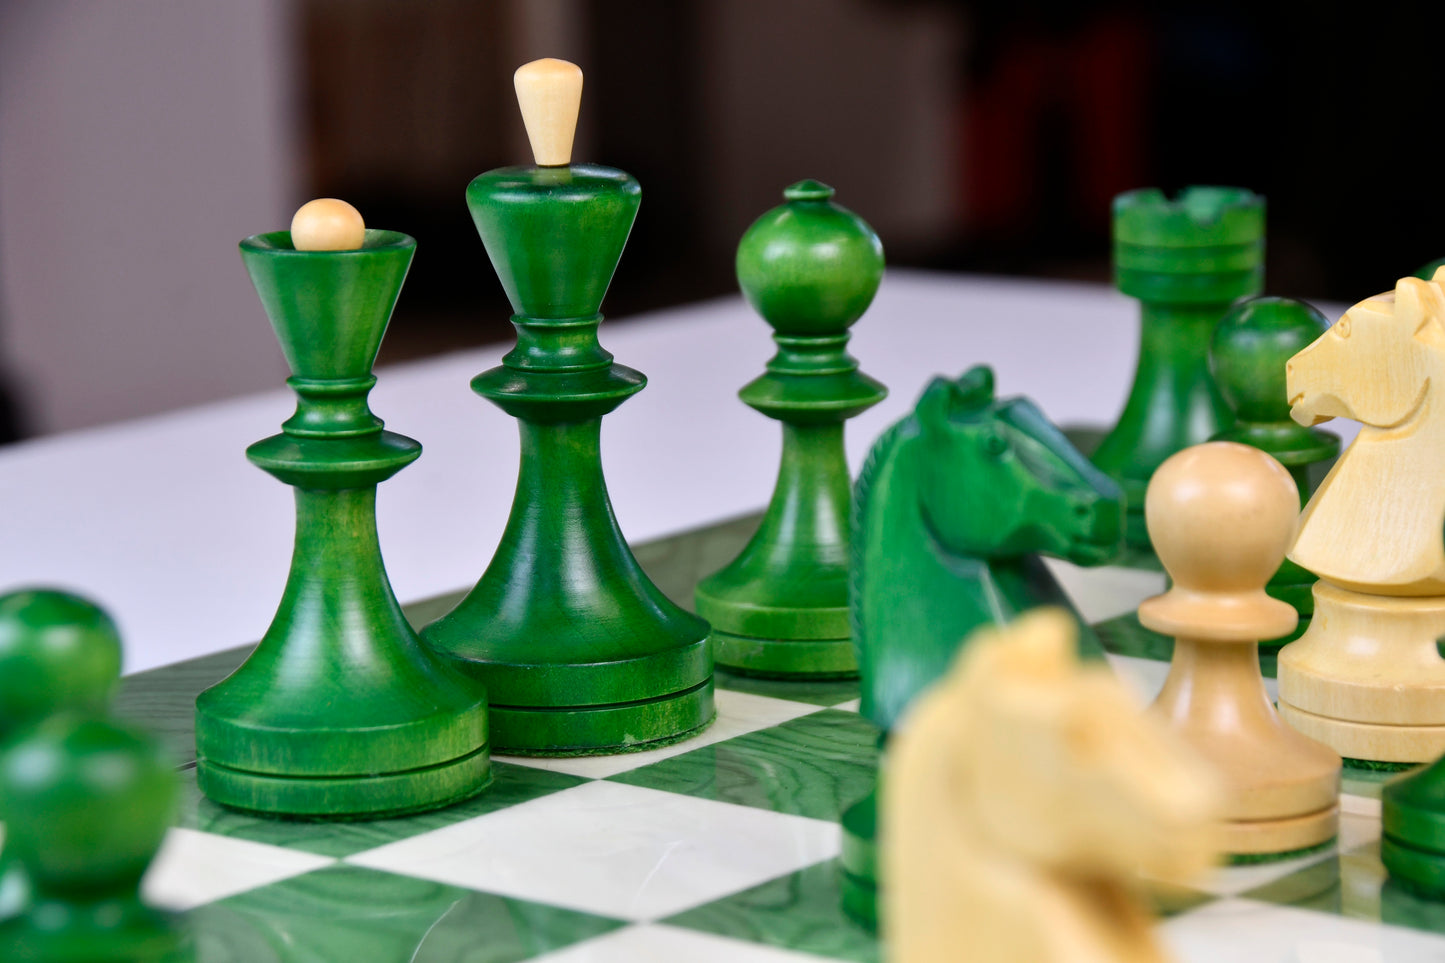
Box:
1140, 441, 1341, 857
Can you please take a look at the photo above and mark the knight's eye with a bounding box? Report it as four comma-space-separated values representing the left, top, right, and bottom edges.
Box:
983, 432, 1009, 456
1334, 318, 1351, 339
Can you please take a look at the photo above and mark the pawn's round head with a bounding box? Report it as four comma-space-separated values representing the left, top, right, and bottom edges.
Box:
1211, 297, 1330, 423
0, 590, 123, 739
1146, 442, 1299, 597
736, 180, 884, 337
0, 715, 177, 898
290, 198, 366, 251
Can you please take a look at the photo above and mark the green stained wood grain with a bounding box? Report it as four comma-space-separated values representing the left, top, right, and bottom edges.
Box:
193, 230, 490, 819
419, 161, 712, 755
695, 181, 886, 679
1094, 187, 1265, 551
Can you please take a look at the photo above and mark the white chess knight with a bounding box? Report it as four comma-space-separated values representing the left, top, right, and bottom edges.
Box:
883, 608, 1221, 963
1287, 268, 1445, 593
1278, 268, 1445, 763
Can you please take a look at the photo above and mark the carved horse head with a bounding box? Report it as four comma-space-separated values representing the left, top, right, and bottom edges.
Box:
1288, 271, 1445, 429
943, 609, 1219, 882
915, 366, 1124, 565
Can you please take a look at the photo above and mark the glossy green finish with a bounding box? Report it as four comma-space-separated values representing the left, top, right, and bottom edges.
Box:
1383, 761, 1445, 893
188, 864, 624, 963
851, 366, 1123, 733
421, 160, 713, 754
196, 231, 490, 818
1093, 186, 1265, 550
0, 714, 186, 962
665, 859, 881, 963
0, 589, 125, 924
695, 181, 886, 677
181, 763, 586, 859
1210, 297, 1338, 647
843, 365, 1124, 927
0, 590, 122, 740
610, 708, 878, 821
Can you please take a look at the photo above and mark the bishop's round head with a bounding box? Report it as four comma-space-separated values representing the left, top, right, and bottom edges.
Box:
1138, 442, 1300, 641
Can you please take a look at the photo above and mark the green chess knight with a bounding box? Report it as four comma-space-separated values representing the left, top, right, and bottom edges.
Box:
839, 366, 1125, 928
1093, 187, 1265, 553
420, 59, 713, 754
694, 179, 887, 679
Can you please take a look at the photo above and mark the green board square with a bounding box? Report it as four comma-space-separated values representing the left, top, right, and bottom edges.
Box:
179, 762, 588, 858
665, 858, 879, 963
186, 863, 624, 962
607, 709, 878, 822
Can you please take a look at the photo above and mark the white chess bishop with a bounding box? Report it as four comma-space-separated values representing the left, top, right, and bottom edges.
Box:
1278, 268, 1445, 763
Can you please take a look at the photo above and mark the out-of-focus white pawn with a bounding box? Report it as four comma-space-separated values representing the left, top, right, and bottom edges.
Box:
1141, 441, 1340, 857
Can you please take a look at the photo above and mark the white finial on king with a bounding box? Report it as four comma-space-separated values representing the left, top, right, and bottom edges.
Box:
514, 58, 583, 167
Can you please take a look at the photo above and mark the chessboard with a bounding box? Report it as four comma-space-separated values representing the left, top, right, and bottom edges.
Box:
109, 512, 1445, 963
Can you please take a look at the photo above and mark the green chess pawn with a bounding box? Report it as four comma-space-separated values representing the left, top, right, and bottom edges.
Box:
1092, 187, 1265, 554
1384, 753, 1445, 897
0, 590, 124, 920
1210, 297, 1338, 648
694, 180, 887, 678
0, 714, 184, 962
194, 199, 490, 818
420, 60, 713, 754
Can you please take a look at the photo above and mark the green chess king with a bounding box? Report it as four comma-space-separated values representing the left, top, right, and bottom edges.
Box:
421, 59, 714, 754
195, 200, 491, 818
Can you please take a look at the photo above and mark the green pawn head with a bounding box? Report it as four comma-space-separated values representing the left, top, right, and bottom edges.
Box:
0, 590, 123, 741
736, 180, 884, 337
0, 715, 178, 902
1211, 297, 1330, 425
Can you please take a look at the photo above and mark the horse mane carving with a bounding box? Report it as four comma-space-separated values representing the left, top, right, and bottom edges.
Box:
1287, 269, 1445, 594
850, 365, 1124, 732
884, 608, 1220, 963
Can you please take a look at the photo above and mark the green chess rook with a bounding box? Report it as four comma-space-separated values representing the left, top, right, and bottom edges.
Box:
420, 59, 713, 754
0, 714, 186, 962
0, 590, 124, 922
1092, 187, 1265, 552
1210, 297, 1338, 648
694, 180, 886, 678
195, 201, 491, 818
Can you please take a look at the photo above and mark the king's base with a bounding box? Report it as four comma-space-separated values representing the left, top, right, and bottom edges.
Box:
1279, 701, 1445, 766
713, 631, 857, 679
197, 746, 492, 820
1220, 805, 1338, 859
839, 788, 878, 932
491, 680, 715, 756
1383, 835, 1445, 897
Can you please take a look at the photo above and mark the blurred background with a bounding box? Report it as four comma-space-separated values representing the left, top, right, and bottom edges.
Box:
0, 0, 1438, 443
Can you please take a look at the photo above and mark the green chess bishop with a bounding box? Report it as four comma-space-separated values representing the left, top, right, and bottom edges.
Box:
694, 179, 887, 679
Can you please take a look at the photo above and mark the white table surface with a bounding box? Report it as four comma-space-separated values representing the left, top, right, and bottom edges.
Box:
0, 270, 1352, 673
